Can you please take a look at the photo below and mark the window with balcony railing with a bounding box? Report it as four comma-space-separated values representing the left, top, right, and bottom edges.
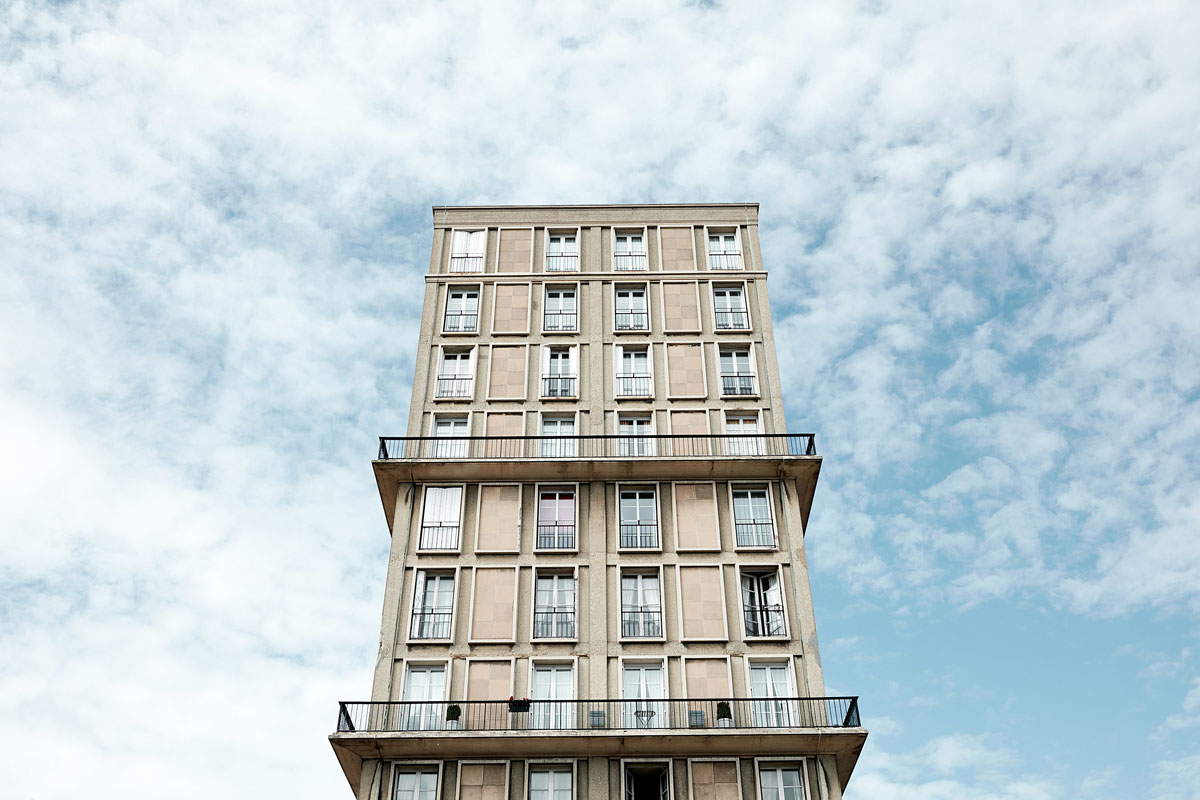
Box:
617, 415, 655, 457
743, 604, 787, 637
544, 286, 578, 332
619, 490, 658, 548
410, 572, 454, 639
537, 490, 575, 549
534, 574, 575, 639
435, 376, 472, 398
614, 232, 647, 271
713, 286, 749, 329
733, 489, 775, 547
546, 233, 579, 272
450, 230, 486, 273
616, 374, 652, 397
721, 374, 757, 396
708, 231, 742, 270
719, 347, 756, 396
419, 486, 462, 549
615, 287, 649, 331
436, 350, 473, 399
541, 375, 577, 398
444, 288, 479, 332
540, 417, 577, 457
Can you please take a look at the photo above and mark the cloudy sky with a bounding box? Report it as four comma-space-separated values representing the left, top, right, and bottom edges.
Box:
2, 0, 1199, 797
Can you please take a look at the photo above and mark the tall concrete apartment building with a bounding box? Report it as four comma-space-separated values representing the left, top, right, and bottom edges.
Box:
330, 204, 866, 800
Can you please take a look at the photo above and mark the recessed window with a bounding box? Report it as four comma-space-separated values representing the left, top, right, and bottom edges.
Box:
529, 767, 572, 800
758, 766, 804, 800
546, 232, 579, 272
733, 487, 775, 548
410, 571, 454, 639
719, 347, 756, 396
394, 767, 440, 800
419, 486, 462, 550
431, 416, 468, 458
533, 571, 576, 639
531, 664, 575, 728
614, 230, 647, 271
619, 488, 658, 548
540, 415, 577, 457
620, 574, 662, 637
707, 229, 742, 270
444, 287, 479, 332
749, 664, 798, 727
742, 570, 786, 637
544, 286, 578, 332
615, 286, 649, 331
618, 414, 654, 457
621, 664, 666, 729
450, 230, 486, 273
713, 285, 749, 329
616, 346, 651, 398
400, 665, 445, 731
725, 413, 761, 455
537, 489, 576, 550
436, 349, 474, 399
542, 347, 578, 398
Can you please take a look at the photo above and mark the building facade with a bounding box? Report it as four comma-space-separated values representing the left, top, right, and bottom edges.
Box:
330, 204, 866, 800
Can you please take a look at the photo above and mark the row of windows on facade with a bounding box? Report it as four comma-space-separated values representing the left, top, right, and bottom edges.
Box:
447, 228, 747, 274
415, 484, 778, 553
442, 283, 751, 335
388, 759, 806, 800
408, 564, 787, 643
433, 343, 761, 401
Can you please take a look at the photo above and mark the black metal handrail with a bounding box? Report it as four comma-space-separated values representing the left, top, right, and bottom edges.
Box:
546, 254, 578, 272
743, 604, 786, 637
536, 524, 576, 549
542, 376, 578, 398
449, 255, 484, 273
443, 312, 478, 332
615, 312, 649, 330
379, 434, 816, 460
616, 374, 652, 396
543, 312, 577, 331
614, 253, 647, 270
619, 523, 659, 549
409, 610, 453, 639
419, 524, 460, 550
335, 697, 861, 733
620, 607, 663, 637
715, 310, 749, 329
721, 374, 757, 395
533, 609, 576, 639
435, 377, 473, 398
734, 521, 775, 547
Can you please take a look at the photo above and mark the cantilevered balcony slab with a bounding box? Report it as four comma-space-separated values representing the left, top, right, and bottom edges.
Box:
372, 434, 821, 531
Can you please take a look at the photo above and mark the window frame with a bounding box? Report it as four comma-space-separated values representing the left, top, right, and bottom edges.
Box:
428, 413, 472, 459
723, 409, 765, 456
540, 344, 579, 400
434, 346, 476, 401
618, 568, 666, 642
396, 659, 451, 733
613, 283, 651, 333
736, 564, 791, 641
534, 483, 579, 553
544, 227, 582, 273
703, 226, 744, 271
712, 281, 752, 331
448, 227, 487, 274
717, 343, 759, 398
611, 226, 649, 272
618, 758, 676, 800
616, 411, 657, 457
416, 484, 466, 553
406, 569, 460, 643
527, 656, 580, 727
390, 761, 446, 800
542, 283, 580, 334
539, 411, 579, 458
728, 482, 778, 551
530, 568, 579, 642
523, 760, 578, 800
442, 285, 481, 335
613, 343, 654, 399
752, 760, 810, 800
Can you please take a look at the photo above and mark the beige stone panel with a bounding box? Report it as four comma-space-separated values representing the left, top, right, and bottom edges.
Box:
497, 229, 532, 273
660, 227, 695, 271
466, 661, 513, 701
684, 658, 731, 697
670, 410, 710, 455
679, 566, 725, 639
662, 283, 700, 331
667, 343, 705, 397
477, 485, 520, 551
460, 764, 507, 800
493, 284, 530, 332
470, 568, 516, 640
484, 413, 523, 457
690, 761, 739, 800
674, 483, 718, 550
488, 346, 527, 399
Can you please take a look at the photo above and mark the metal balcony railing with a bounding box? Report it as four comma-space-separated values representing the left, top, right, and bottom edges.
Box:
536, 524, 576, 549
442, 312, 478, 333
378, 434, 817, 460
721, 374, 757, 396
715, 310, 749, 329
419, 524, 460, 550
708, 251, 743, 270
449, 255, 484, 273
543, 312, 577, 332
619, 524, 659, 549
336, 697, 862, 734
409, 610, 453, 640
614, 253, 647, 271
620, 607, 663, 637
542, 376, 578, 398
743, 605, 787, 637
546, 254, 579, 272
616, 374, 652, 396
533, 609, 576, 639
735, 521, 775, 548
615, 312, 649, 330
435, 377, 473, 398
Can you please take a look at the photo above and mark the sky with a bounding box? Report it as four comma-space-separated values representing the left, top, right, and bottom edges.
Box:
1, 0, 1199, 797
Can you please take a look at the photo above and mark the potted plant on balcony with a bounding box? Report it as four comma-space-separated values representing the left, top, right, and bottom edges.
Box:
508, 696, 531, 713
716, 701, 733, 728
445, 704, 462, 730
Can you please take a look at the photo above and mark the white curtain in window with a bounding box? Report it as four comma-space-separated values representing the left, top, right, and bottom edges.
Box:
422, 487, 462, 526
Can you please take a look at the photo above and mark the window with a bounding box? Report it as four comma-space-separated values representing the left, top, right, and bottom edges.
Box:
393, 768, 439, 800
707, 230, 742, 270
436, 349, 474, 398
419, 486, 462, 550
450, 230, 486, 273
621, 663, 666, 728
742, 571, 786, 637
534, 574, 576, 639
750, 664, 797, 727
621, 573, 662, 637
614, 231, 647, 271
733, 488, 775, 547
531, 664, 575, 729
432, 416, 468, 458
719, 347, 756, 396
615, 286, 649, 331
410, 571, 454, 639
540, 416, 577, 457
546, 232, 579, 272
537, 489, 576, 550
619, 489, 658, 548
758, 766, 804, 800
616, 346, 651, 397
624, 763, 671, 800
713, 285, 748, 329
725, 414, 761, 455
529, 768, 572, 800
618, 414, 654, 457
542, 346, 577, 398
444, 287, 479, 332
400, 665, 445, 730
544, 286, 578, 332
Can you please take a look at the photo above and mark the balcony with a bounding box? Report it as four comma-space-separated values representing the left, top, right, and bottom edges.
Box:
546, 254, 578, 272
721, 374, 757, 396
418, 524, 460, 550
542, 376, 578, 398
616, 374, 652, 397
743, 605, 787, 637
615, 312, 649, 331
442, 312, 478, 333
620, 607, 663, 637
715, 310, 749, 329
734, 521, 775, 548
708, 251, 742, 270
449, 255, 484, 273
536, 524, 576, 550
619, 524, 659, 550
543, 312, 577, 332
435, 377, 473, 399
614, 253, 647, 271
409, 610, 453, 640
533, 609, 576, 639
